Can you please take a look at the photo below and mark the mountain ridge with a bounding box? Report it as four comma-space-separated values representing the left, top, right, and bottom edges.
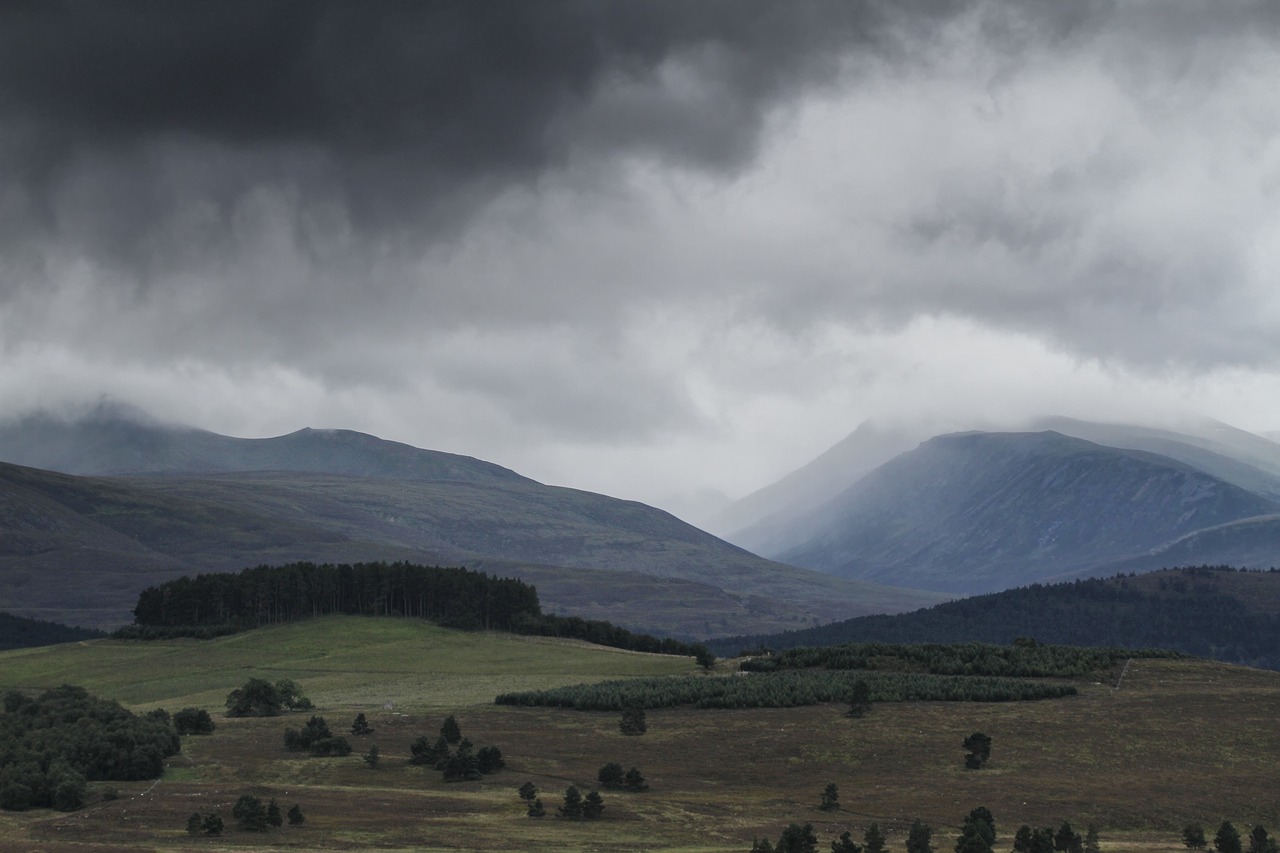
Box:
767, 430, 1280, 593
0, 407, 530, 484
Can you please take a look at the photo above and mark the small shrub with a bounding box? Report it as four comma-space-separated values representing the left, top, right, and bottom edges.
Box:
174, 707, 216, 735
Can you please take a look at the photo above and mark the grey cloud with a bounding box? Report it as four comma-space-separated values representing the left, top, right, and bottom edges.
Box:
5, 0, 1280, 460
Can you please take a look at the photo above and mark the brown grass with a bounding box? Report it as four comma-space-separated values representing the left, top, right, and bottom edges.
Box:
2, 657, 1279, 853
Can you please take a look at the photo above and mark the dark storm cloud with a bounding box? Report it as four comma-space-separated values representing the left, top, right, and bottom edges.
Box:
0, 0, 959, 274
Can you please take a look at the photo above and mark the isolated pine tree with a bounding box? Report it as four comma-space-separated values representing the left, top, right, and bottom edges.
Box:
620, 706, 647, 736
441, 714, 462, 744
907, 820, 934, 853
963, 732, 992, 769
956, 807, 996, 853
624, 767, 649, 791
776, 822, 819, 853
559, 785, 584, 820
583, 789, 605, 819
287, 804, 305, 826
1217, 823, 1243, 853
350, 712, 374, 736
819, 782, 840, 811
865, 823, 887, 853
518, 782, 546, 817
266, 798, 283, 828
1185, 826, 1208, 851
1055, 822, 1083, 853
186, 812, 202, 835
1249, 826, 1278, 853
598, 762, 625, 789
364, 744, 380, 768
476, 745, 505, 773
233, 794, 268, 831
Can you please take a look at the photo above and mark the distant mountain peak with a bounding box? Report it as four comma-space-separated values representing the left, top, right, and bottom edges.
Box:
727, 419, 1280, 596
0, 405, 530, 485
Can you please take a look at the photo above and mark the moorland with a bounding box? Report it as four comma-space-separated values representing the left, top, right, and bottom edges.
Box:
2, 616, 1278, 853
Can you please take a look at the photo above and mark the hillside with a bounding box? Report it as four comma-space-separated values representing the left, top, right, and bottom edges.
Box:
0, 441, 943, 637
707, 566, 1280, 670
0, 611, 105, 649
0, 404, 532, 484
1, 618, 1278, 852
763, 431, 1278, 594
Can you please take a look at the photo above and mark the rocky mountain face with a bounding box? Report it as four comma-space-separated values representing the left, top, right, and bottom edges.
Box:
735, 429, 1280, 595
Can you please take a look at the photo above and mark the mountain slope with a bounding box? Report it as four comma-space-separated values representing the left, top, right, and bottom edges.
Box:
1057, 514, 1280, 579
706, 419, 926, 541
769, 431, 1279, 594
0, 457, 944, 636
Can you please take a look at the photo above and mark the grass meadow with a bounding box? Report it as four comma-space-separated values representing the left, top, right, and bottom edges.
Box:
0, 616, 1278, 852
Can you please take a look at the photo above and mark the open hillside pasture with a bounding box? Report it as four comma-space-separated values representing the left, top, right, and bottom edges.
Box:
1, 617, 1278, 852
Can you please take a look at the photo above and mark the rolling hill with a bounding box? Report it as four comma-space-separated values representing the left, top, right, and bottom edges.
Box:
0, 409, 944, 636
707, 565, 1280, 670
735, 429, 1280, 594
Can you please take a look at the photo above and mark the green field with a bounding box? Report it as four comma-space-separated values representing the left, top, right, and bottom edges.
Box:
0, 616, 695, 709
1, 616, 1278, 853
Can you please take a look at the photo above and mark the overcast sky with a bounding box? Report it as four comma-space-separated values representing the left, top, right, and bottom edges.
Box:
3, 0, 1280, 520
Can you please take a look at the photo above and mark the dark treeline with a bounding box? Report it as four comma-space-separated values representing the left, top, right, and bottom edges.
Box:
119, 561, 711, 659
0, 612, 106, 650
128, 561, 541, 632
708, 567, 1280, 670
509, 613, 707, 657
741, 642, 1180, 678
0, 685, 180, 811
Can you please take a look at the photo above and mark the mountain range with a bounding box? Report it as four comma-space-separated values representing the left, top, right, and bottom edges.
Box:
0, 406, 942, 635
6, 402, 1280, 638
722, 417, 1280, 594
